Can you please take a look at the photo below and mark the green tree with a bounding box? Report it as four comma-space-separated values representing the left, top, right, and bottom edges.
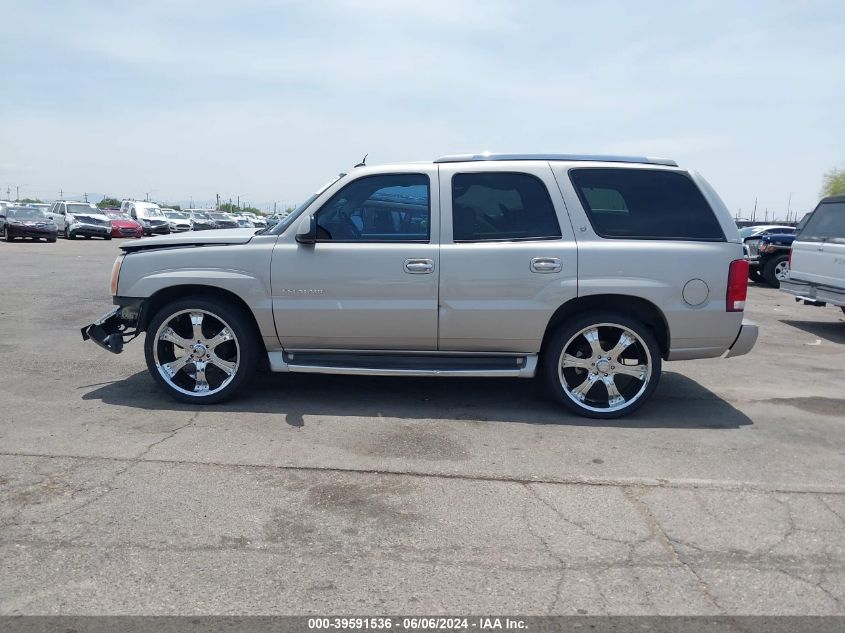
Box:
822, 167, 845, 197
97, 197, 121, 209
218, 202, 239, 213
20, 197, 43, 203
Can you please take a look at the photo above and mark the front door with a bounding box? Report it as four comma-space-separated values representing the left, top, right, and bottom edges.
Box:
271, 168, 440, 350
791, 199, 845, 288
437, 162, 579, 352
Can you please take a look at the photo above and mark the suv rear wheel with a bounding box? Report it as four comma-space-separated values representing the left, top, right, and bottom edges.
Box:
144, 297, 258, 404
542, 311, 662, 419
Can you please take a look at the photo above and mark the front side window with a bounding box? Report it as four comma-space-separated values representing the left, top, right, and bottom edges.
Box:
451, 172, 561, 242
570, 168, 725, 241
798, 201, 845, 243
315, 174, 430, 242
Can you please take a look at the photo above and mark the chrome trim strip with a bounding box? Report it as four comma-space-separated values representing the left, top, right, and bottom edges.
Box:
266, 352, 538, 378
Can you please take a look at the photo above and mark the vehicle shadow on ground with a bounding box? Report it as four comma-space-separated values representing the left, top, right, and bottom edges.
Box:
780, 319, 845, 344
81, 370, 752, 429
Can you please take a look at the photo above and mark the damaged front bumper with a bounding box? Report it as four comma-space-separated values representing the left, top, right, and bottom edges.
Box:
81, 299, 144, 354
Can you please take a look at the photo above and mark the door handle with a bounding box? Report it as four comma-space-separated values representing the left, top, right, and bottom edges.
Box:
530, 257, 562, 273
404, 258, 434, 274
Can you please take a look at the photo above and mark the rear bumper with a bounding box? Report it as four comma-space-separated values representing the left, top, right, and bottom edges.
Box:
725, 319, 758, 358
781, 279, 845, 307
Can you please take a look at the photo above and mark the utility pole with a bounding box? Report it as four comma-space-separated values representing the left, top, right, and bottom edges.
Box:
60, 189, 63, 199
216, 193, 220, 210
84, 192, 88, 203
237, 195, 240, 211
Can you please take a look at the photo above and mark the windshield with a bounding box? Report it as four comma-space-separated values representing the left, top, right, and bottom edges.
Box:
9, 207, 47, 220
738, 227, 760, 239
270, 173, 347, 234
138, 206, 164, 218
67, 203, 99, 215
106, 212, 131, 220
192, 212, 212, 220
209, 213, 230, 220
165, 211, 188, 219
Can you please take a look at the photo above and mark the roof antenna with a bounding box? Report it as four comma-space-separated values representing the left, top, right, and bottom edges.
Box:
354, 153, 368, 168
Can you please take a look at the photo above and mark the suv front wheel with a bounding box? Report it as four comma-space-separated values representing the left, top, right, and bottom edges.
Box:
542, 312, 662, 419
144, 297, 258, 404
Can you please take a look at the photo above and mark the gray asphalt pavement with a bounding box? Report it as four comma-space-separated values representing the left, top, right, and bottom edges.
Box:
0, 238, 843, 614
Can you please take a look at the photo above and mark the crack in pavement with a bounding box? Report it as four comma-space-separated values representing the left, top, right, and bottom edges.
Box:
1, 451, 844, 495
623, 487, 726, 614
520, 483, 569, 615
48, 411, 202, 523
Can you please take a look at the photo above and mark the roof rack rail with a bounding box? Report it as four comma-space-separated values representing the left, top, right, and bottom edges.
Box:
433, 153, 678, 167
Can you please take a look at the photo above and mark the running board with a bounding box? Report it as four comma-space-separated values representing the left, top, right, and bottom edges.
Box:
266, 351, 538, 378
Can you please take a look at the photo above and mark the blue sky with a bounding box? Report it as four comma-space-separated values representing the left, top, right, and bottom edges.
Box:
1, 0, 843, 217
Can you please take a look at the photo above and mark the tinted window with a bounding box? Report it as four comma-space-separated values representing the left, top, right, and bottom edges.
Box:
451, 172, 561, 242
316, 174, 430, 242
570, 168, 725, 241
798, 202, 845, 243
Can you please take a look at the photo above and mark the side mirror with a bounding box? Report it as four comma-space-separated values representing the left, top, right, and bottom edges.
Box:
295, 215, 317, 244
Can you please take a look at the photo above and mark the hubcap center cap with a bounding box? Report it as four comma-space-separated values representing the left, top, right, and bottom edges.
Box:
596, 358, 611, 373
192, 343, 208, 358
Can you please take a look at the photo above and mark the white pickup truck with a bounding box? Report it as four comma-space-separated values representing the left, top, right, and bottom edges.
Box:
780, 194, 845, 315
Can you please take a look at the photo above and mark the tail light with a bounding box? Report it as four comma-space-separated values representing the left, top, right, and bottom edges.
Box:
727, 259, 748, 312
788, 248, 793, 268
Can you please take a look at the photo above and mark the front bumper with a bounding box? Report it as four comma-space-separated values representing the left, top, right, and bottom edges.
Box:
7, 225, 58, 239
71, 223, 110, 238
143, 224, 170, 235
725, 319, 758, 358
112, 225, 142, 237
781, 279, 845, 308
81, 299, 144, 354
169, 224, 191, 232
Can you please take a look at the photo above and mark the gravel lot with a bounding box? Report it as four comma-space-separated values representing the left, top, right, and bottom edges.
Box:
0, 238, 843, 615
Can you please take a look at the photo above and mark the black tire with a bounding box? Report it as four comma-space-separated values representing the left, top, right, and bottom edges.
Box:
47, 237, 57, 243
144, 296, 259, 404
105, 235, 112, 240
4, 227, 14, 242
748, 268, 763, 283
762, 254, 789, 288
541, 311, 662, 419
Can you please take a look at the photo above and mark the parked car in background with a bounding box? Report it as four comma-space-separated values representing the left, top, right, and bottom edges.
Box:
162, 209, 192, 232
781, 195, 845, 316
185, 210, 217, 231
105, 211, 143, 238
236, 217, 255, 228
207, 212, 239, 229
247, 214, 267, 228
740, 225, 795, 283
46, 201, 112, 239
265, 214, 280, 228
1, 205, 58, 242
83, 152, 756, 419
120, 201, 171, 236
752, 232, 798, 287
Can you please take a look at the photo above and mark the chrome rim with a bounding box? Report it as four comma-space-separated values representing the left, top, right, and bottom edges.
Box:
558, 323, 652, 413
775, 260, 789, 281
152, 309, 240, 397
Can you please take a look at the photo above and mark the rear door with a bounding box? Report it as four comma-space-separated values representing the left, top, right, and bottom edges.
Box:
437, 162, 578, 352
790, 199, 845, 288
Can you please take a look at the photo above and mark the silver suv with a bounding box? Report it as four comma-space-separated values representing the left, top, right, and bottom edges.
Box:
82, 154, 757, 418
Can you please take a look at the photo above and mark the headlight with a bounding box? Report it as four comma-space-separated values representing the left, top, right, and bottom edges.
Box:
110, 255, 124, 295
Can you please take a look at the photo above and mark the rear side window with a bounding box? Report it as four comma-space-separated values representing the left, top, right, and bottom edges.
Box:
798, 202, 845, 243
452, 172, 561, 242
569, 168, 725, 241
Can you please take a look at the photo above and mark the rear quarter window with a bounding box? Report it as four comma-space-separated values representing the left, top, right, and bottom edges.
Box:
569, 168, 725, 241
797, 201, 845, 243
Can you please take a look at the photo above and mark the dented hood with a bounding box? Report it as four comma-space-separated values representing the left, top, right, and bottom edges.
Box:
120, 228, 259, 252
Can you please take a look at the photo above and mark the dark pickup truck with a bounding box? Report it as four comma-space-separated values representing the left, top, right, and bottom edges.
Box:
749, 232, 796, 287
